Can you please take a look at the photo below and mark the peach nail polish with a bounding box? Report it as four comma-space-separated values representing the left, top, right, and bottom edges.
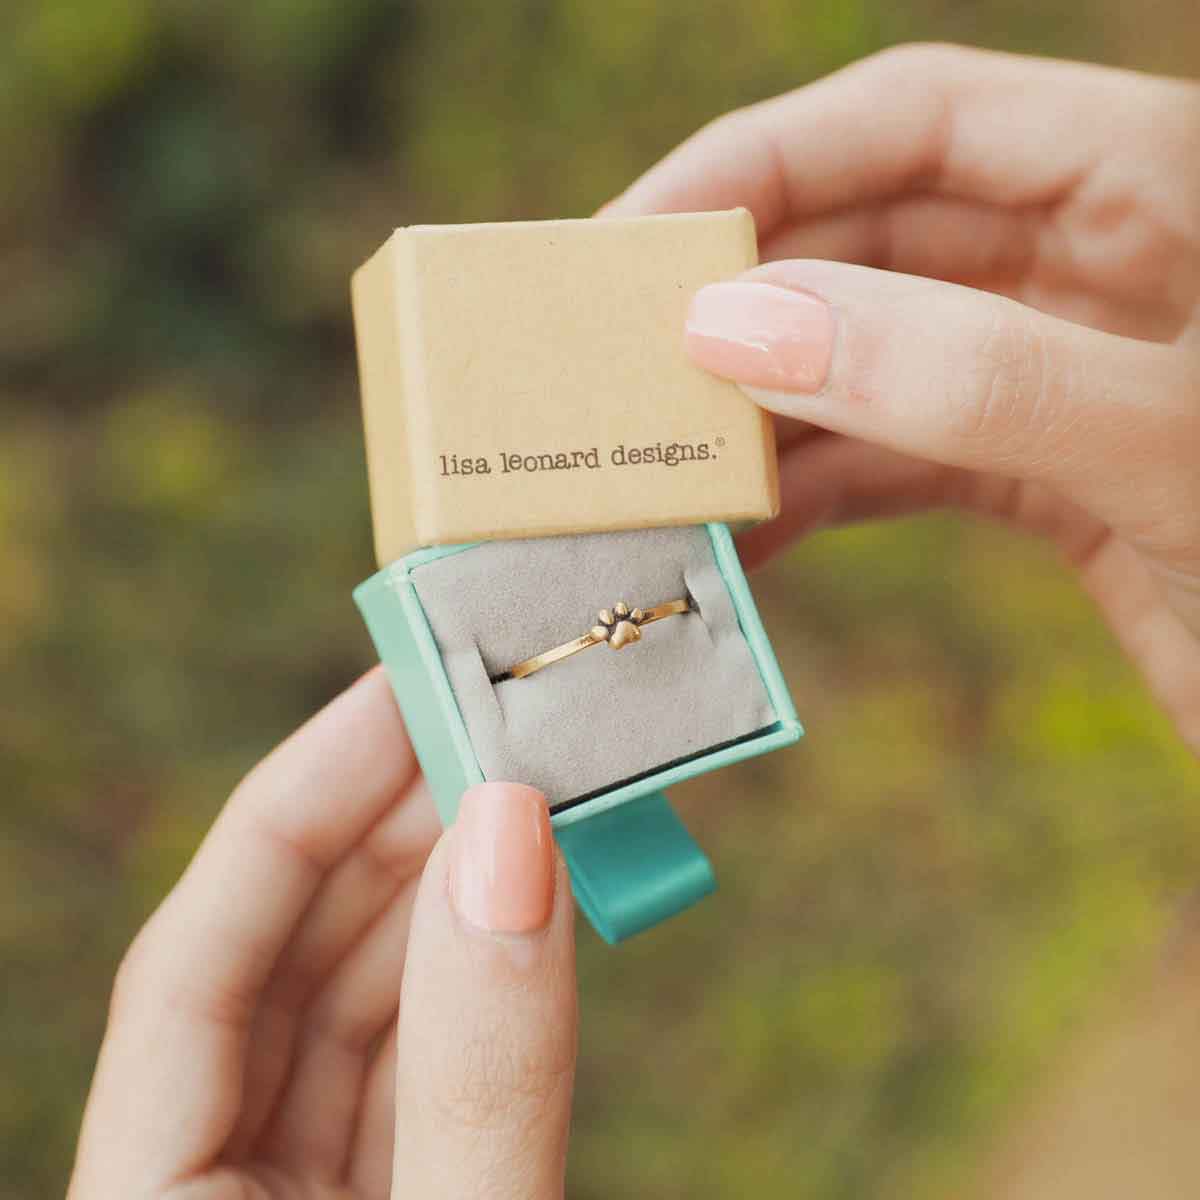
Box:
685, 280, 835, 392
450, 782, 555, 934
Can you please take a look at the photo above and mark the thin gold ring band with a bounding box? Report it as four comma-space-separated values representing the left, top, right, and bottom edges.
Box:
490, 597, 692, 683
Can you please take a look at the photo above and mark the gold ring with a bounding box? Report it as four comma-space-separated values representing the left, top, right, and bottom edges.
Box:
490, 597, 692, 683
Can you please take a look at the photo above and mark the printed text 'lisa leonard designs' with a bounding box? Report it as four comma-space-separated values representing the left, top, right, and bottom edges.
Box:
438, 439, 723, 477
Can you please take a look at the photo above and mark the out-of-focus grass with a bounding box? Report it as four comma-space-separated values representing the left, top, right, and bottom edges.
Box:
1, 2, 1195, 1197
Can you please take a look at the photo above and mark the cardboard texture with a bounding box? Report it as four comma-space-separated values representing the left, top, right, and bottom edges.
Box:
352, 210, 778, 565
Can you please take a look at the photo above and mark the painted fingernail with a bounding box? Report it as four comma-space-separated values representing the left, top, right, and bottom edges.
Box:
686, 280, 834, 393
450, 782, 555, 934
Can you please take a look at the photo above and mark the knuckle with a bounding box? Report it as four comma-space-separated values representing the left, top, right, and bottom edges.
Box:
428, 1017, 575, 1134
866, 41, 967, 79
955, 298, 1055, 456
228, 757, 267, 809
697, 104, 755, 148
109, 925, 160, 1019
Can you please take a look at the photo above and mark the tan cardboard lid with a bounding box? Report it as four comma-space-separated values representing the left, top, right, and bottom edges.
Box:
351, 209, 778, 565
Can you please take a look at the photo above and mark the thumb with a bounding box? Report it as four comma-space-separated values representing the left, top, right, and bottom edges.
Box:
685, 260, 1196, 536
391, 782, 577, 1200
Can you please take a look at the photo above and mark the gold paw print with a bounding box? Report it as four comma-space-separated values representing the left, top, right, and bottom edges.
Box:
591, 601, 646, 650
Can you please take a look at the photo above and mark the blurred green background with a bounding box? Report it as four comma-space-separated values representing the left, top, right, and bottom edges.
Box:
2, 2, 1197, 1197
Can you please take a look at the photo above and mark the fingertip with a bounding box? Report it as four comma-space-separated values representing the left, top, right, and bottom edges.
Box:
450, 782, 555, 936
685, 279, 835, 394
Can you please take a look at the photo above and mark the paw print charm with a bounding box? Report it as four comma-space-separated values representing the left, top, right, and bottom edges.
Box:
591, 601, 647, 650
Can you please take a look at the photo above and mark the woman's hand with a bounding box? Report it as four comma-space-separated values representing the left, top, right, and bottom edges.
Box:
608, 44, 1200, 750
68, 669, 578, 1199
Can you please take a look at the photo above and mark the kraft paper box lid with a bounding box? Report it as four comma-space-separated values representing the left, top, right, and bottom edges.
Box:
351, 209, 779, 566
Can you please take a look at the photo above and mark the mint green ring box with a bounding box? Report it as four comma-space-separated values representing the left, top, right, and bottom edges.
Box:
355, 521, 802, 944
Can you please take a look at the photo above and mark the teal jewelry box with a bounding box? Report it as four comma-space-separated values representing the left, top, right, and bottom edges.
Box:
355, 522, 802, 944
350, 213, 803, 943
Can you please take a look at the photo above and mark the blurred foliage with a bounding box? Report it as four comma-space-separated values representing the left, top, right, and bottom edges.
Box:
1, 1, 1196, 1197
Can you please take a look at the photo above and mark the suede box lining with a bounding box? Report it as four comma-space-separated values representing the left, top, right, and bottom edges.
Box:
410, 527, 775, 805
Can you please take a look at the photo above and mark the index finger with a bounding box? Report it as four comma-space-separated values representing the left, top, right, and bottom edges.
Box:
603, 44, 1148, 238
122, 666, 419, 1025
72, 667, 421, 1195
71, 668, 420, 1196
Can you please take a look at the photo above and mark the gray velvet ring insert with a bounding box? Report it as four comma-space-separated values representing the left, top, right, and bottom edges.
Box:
409, 527, 775, 804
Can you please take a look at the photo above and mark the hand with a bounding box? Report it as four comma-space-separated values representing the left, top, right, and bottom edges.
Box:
68, 669, 578, 1199
607, 44, 1200, 751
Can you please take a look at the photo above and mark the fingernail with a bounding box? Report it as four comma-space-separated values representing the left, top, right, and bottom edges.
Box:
450, 783, 555, 934
686, 280, 834, 393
